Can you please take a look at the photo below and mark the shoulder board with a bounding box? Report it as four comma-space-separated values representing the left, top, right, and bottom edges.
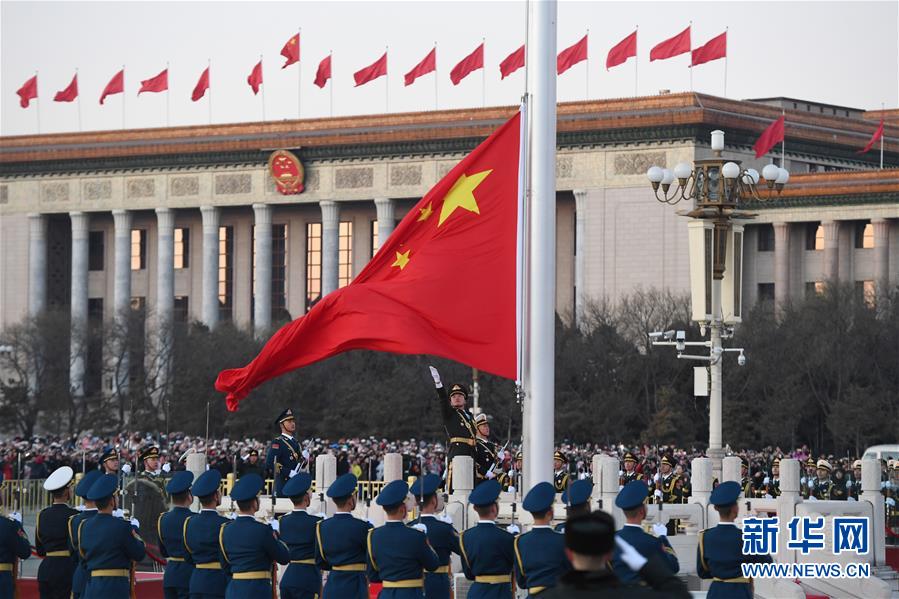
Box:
272, 443, 280, 449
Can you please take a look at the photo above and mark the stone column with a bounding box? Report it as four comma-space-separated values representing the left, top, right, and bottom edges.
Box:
27, 213, 47, 317
773, 222, 790, 305
70, 212, 89, 399
860, 459, 886, 565
374, 197, 395, 249
200, 206, 220, 330
384, 453, 403, 482
776, 459, 800, 564
822, 220, 840, 282
112, 210, 133, 394
252, 204, 273, 336
598, 455, 619, 523
872, 219, 891, 292
690, 457, 712, 508
320, 201, 340, 296
155, 208, 175, 407
573, 190, 587, 327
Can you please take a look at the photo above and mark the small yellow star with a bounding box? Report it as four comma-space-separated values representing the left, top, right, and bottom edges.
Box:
438, 170, 492, 227
417, 202, 433, 222
391, 249, 411, 270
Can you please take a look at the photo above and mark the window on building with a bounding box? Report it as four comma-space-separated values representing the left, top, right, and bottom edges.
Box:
339, 221, 353, 288
306, 223, 322, 310
757, 283, 775, 302
757, 224, 775, 252
218, 226, 233, 322
174, 296, 189, 323
805, 281, 826, 298
272, 224, 288, 321
174, 228, 190, 269
131, 229, 146, 270
855, 280, 875, 308
805, 223, 824, 251
88, 231, 105, 271
371, 220, 379, 259
854, 223, 874, 249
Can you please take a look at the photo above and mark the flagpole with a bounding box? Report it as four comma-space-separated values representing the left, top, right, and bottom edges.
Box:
35, 70, 41, 134
260, 54, 266, 122
482, 36, 487, 108
385, 45, 389, 113
723, 27, 729, 97
688, 20, 693, 92
585, 28, 589, 101
208, 59, 213, 125
166, 61, 171, 127
122, 64, 126, 130
329, 51, 334, 117
781, 109, 786, 169
881, 102, 885, 170
298, 28, 302, 119
434, 41, 439, 111
634, 25, 639, 97
76, 68, 82, 132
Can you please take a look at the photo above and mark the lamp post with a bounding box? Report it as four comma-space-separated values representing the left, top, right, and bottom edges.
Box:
645, 130, 788, 481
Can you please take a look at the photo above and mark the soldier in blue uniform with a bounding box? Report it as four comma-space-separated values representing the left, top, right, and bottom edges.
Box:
696, 481, 772, 599
278, 472, 323, 599
367, 479, 441, 597
409, 473, 460, 599
266, 408, 306, 497
611, 480, 679, 585
78, 474, 146, 599
219, 473, 290, 599
460, 479, 516, 599
555, 478, 592, 533
513, 481, 568, 596
158, 471, 195, 599
314, 473, 373, 599
35, 466, 79, 599
184, 469, 230, 599
1, 502, 31, 599
69, 469, 102, 599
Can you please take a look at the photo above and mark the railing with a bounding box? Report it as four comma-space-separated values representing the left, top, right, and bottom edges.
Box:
0, 479, 51, 514
218, 477, 387, 499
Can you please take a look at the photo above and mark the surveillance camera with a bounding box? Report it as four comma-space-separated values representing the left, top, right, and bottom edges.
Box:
663, 330, 676, 341
648, 331, 664, 340
675, 330, 686, 352
738, 352, 747, 367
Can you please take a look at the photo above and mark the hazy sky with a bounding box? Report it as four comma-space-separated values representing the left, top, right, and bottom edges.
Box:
2, 1, 897, 136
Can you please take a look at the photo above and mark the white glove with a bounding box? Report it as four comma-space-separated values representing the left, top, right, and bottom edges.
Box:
763, 477, 770, 485
615, 536, 648, 572
113, 508, 125, 518
438, 514, 454, 524
76, 504, 85, 512
801, 477, 807, 485
302, 449, 310, 461
270, 519, 280, 532
619, 485, 624, 491
122, 464, 132, 475
428, 366, 442, 388
507, 486, 516, 494
411, 523, 428, 533
881, 481, 889, 489
847, 496, 857, 502
506, 524, 520, 535
9, 511, 22, 523
227, 512, 238, 520
653, 473, 660, 482
486, 471, 496, 480
130, 518, 140, 528
162, 463, 171, 473
764, 494, 773, 499
808, 496, 818, 502
288, 466, 300, 479
809, 479, 817, 488
651, 523, 667, 537
653, 489, 663, 500
887, 497, 896, 507
619, 470, 624, 476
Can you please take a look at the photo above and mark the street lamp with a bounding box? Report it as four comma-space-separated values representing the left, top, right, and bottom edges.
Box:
646, 130, 788, 481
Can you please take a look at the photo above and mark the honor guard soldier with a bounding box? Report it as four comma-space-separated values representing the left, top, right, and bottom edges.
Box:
277, 473, 323, 599
611, 481, 679, 585
36, 466, 79, 599
801, 457, 816, 499
69, 470, 102, 599
555, 478, 592, 533
811, 459, 834, 500
474, 414, 501, 486
428, 366, 477, 491
266, 408, 305, 498
219, 473, 290, 599
79, 474, 146, 599
158, 471, 196, 599
409, 473, 461, 599
620, 452, 643, 486
697, 481, 771, 598
514, 482, 568, 596
552, 452, 569, 493
762, 458, 782, 498
99, 448, 121, 477
460, 479, 516, 599
1, 497, 31, 599
847, 460, 862, 501
367, 480, 441, 596
654, 456, 681, 535
184, 470, 230, 599
739, 457, 754, 498
314, 473, 373, 599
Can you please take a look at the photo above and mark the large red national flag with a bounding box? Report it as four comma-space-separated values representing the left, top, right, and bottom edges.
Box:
138, 69, 168, 94
192, 67, 210, 102
650, 26, 691, 61
100, 69, 124, 105
281, 33, 300, 68
753, 115, 785, 159
500, 45, 525, 79
405, 47, 436, 86
54, 74, 78, 102
857, 120, 884, 154
606, 31, 637, 70
691, 31, 726, 67
354, 52, 387, 87
216, 112, 522, 409
557, 35, 588, 75
248, 60, 263, 94
314, 54, 332, 88
450, 43, 484, 85
17, 75, 38, 108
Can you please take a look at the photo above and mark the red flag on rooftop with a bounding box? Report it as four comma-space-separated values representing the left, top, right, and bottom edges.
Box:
100, 69, 124, 105
54, 74, 78, 102
215, 112, 522, 410
650, 26, 691, 61
248, 60, 263, 95
192, 67, 210, 102
857, 120, 884, 154
557, 35, 588, 75
314, 54, 332, 88
281, 33, 300, 69
138, 69, 168, 95
691, 31, 726, 67
606, 31, 637, 70
753, 115, 785, 159
405, 47, 436, 87
17, 75, 38, 108
500, 45, 525, 79
354, 52, 387, 87
450, 43, 484, 85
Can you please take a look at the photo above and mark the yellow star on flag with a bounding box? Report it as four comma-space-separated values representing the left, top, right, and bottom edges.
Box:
438, 170, 492, 227
417, 202, 433, 222
391, 249, 411, 270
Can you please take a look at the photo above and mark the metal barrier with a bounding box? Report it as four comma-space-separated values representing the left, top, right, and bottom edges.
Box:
0, 479, 51, 514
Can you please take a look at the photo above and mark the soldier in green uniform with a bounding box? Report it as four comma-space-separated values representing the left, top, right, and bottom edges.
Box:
847, 460, 862, 501
885, 462, 899, 540
138, 446, 169, 495
800, 457, 816, 499
428, 366, 477, 492
620, 452, 643, 488
552, 452, 569, 494
653, 456, 681, 535
811, 459, 834, 501
739, 457, 754, 498
762, 458, 782, 498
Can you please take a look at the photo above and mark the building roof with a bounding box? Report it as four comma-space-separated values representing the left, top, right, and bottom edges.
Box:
745, 168, 899, 209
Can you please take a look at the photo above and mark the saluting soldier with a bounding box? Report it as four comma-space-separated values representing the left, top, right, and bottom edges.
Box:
811, 459, 835, 500
367, 480, 441, 596
620, 452, 643, 486
157, 471, 195, 599
611, 480, 679, 586
266, 408, 306, 498
238, 450, 264, 478
277, 473, 323, 599
552, 452, 569, 494
697, 481, 772, 599
36, 466, 79, 599
1, 504, 31, 599
514, 482, 568, 596
219, 473, 290, 599
428, 366, 477, 491
69, 470, 103, 599
314, 473, 373, 599
555, 478, 592, 533
460, 479, 516, 599
78, 474, 146, 599
184, 469, 230, 599
139, 446, 169, 498
409, 473, 460, 599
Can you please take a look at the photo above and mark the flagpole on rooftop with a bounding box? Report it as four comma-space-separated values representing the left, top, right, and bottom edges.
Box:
208, 59, 213, 125
35, 70, 41, 134
76, 68, 82, 132
634, 25, 639, 97
585, 28, 590, 100
434, 42, 439, 111
688, 21, 693, 92
881, 103, 885, 170
298, 28, 303, 120
122, 65, 126, 130
329, 51, 334, 117
166, 61, 170, 127
260, 54, 266, 122
385, 45, 389, 113
482, 37, 487, 108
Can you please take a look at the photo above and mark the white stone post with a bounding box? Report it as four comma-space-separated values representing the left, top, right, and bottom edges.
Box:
598, 455, 619, 520
384, 453, 403, 482
70, 212, 89, 399
316, 454, 338, 516
691, 457, 713, 509
252, 204, 273, 336
722, 456, 741, 484
451, 455, 474, 529
777, 459, 800, 564
320, 201, 340, 296
200, 206, 220, 330
591, 455, 603, 510
860, 459, 885, 565
28, 213, 47, 317
186, 452, 208, 511
374, 197, 395, 248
